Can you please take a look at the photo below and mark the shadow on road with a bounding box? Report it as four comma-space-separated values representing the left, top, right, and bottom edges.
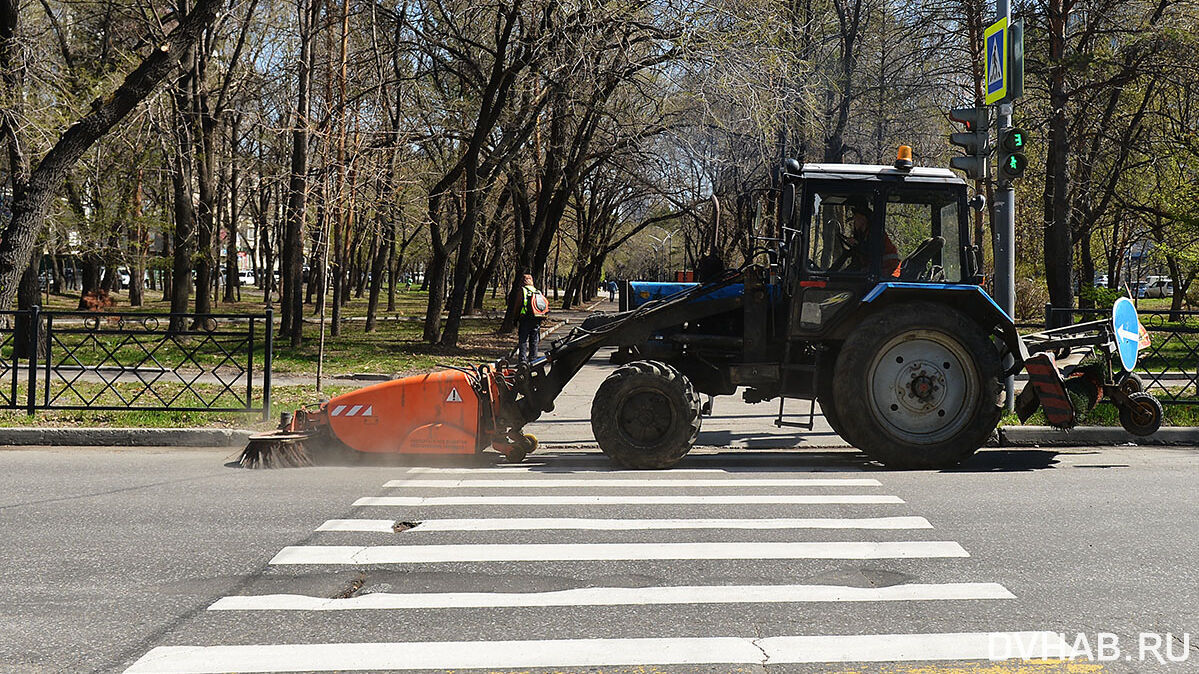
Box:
944, 449, 1063, 472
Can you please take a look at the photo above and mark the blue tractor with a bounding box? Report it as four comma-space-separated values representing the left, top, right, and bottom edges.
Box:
456, 157, 1154, 468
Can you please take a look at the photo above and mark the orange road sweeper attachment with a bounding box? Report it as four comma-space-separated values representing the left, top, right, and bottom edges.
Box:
238, 365, 540, 468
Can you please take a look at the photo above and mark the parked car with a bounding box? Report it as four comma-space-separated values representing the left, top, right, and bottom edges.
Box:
1093, 274, 1109, 287
1143, 279, 1173, 298
238, 270, 256, 286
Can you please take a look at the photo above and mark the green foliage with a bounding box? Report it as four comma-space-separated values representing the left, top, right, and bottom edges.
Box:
1079, 285, 1124, 311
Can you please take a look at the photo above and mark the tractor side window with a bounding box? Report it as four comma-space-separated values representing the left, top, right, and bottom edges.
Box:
806, 192, 859, 274
939, 201, 962, 282
884, 201, 931, 278
884, 190, 962, 282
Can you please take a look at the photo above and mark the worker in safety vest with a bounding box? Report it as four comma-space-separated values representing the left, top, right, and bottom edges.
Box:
517, 273, 546, 363
849, 203, 901, 278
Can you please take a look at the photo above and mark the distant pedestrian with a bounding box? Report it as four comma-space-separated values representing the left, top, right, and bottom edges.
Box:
517, 273, 549, 363
607, 280, 618, 301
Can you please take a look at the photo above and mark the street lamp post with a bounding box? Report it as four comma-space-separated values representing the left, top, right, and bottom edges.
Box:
647, 227, 679, 282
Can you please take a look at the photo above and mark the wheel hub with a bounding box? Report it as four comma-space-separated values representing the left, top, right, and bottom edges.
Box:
867, 330, 979, 443
899, 364, 946, 411
618, 389, 674, 445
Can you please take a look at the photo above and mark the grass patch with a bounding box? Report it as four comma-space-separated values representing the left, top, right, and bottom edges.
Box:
1000, 396, 1199, 427
17, 287, 533, 377
0, 384, 351, 430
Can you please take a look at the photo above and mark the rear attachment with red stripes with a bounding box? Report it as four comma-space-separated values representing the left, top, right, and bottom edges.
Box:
1021, 352, 1076, 429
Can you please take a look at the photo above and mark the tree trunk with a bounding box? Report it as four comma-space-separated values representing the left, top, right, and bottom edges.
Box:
364, 214, 392, 332
223, 114, 241, 303
15, 254, 39, 359
1042, 0, 1074, 323
423, 245, 448, 341
386, 237, 396, 312
281, 0, 319, 347
193, 111, 216, 318
129, 171, 146, 307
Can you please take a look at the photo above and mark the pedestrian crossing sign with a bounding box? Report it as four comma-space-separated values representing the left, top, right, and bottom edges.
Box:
985, 18, 1008, 105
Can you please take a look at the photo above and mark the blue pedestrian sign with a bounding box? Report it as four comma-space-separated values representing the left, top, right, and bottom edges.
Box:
1112, 297, 1141, 371
984, 18, 1008, 105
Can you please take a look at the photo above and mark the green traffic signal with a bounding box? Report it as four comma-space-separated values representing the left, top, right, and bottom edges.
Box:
1000, 151, 1027, 179
1001, 127, 1027, 153
998, 127, 1028, 180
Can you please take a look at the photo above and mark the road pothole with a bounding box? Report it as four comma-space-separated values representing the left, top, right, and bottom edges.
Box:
393, 521, 420, 532
333, 573, 366, 599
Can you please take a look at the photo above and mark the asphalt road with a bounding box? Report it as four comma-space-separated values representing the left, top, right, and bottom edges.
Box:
1, 443, 1196, 674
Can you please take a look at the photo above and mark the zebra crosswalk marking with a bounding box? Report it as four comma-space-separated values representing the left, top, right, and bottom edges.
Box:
353, 494, 903, 506
126, 632, 1072, 672
316, 515, 934, 532
383, 477, 883, 488
122, 460, 1040, 674
268, 540, 969, 565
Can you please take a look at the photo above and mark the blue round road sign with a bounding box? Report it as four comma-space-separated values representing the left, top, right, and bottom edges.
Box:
1112, 297, 1140, 371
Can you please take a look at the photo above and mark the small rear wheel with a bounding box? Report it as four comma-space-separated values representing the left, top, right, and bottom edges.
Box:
1118, 372, 1145, 395
591, 360, 701, 469
1119, 392, 1162, 436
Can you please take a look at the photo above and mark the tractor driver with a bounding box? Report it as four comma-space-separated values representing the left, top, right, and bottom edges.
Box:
846, 203, 901, 278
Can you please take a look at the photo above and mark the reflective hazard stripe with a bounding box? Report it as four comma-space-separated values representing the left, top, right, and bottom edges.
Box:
330, 404, 372, 417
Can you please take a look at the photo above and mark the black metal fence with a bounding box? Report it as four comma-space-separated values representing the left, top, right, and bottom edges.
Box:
0, 308, 272, 418
1041, 305, 1198, 406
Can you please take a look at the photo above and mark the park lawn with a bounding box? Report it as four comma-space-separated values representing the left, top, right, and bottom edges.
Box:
22, 287, 526, 377
32, 286, 510, 318
269, 313, 518, 376
0, 384, 352, 430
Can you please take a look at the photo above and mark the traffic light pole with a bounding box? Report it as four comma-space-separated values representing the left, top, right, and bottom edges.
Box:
994, 0, 1016, 411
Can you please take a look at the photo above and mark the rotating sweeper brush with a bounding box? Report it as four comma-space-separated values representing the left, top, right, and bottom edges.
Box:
237, 365, 540, 468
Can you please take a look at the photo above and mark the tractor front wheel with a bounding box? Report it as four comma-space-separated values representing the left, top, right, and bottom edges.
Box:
591, 360, 701, 469
832, 303, 1003, 468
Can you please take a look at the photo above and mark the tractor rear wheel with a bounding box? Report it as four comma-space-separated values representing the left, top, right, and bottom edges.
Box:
591, 360, 701, 469
832, 303, 1003, 468
817, 352, 856, 445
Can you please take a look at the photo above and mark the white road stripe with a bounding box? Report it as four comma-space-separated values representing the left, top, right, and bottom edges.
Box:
269, 541, 969, 565
383, 478, 882, 488
404, 465, 863, 474
209, 582, 1014, 611
125, 632, 1071, 672
353, 494, 903, 506
317, 516, 934, 532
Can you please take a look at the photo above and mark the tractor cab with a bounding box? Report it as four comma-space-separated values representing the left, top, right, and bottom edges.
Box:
778, 159, 981, 340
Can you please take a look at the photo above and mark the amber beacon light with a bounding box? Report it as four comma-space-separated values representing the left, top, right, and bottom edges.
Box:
894, 145, 914, 170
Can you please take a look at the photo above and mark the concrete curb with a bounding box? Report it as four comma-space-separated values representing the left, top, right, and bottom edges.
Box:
999, 425, 1199, 447
0, 427, 255, 447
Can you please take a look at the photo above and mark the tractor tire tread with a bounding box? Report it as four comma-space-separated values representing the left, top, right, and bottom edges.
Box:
591, 359, 700, 470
